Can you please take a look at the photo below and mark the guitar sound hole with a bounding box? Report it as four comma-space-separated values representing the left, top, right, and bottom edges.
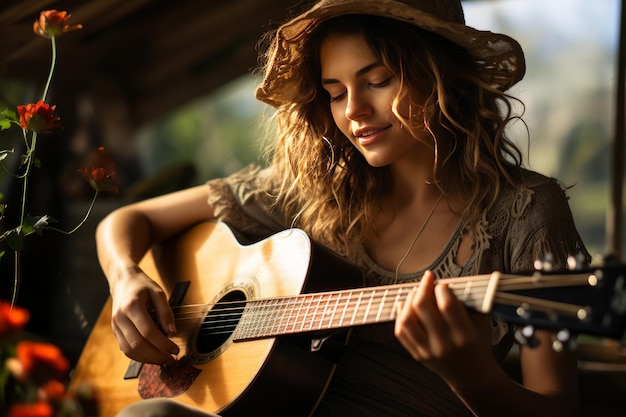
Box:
195, 290, 247, 355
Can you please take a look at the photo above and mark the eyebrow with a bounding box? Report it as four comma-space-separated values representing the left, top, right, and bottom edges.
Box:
321, 62, 383, 86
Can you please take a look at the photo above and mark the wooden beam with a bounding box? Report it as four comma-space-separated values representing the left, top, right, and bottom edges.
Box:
135, 1, 292, 94
133, 40, 259, 124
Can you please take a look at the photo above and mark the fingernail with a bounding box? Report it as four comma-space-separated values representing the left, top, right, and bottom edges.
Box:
168, 324, 177, 335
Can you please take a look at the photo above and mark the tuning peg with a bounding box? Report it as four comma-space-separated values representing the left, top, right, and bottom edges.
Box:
551, 329, 576, 352
514, 325, 539, 348
534, 253, 555, 272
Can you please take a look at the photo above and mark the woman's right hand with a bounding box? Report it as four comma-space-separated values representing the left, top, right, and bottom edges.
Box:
109, 264, 180, 365
96, 184, 214, 365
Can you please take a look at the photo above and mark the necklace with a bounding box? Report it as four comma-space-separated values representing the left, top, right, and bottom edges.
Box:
394, 193, 444, 278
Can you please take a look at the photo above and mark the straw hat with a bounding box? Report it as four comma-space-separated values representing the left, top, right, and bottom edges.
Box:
255, 0, 526, 107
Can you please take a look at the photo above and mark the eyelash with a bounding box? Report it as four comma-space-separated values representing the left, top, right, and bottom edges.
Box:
329, 78, 392, 103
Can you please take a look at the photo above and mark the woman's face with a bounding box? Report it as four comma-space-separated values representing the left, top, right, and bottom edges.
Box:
319, 32, 432, 168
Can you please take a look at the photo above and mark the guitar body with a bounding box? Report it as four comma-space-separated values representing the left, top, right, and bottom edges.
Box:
70, 220, 626, 417
69, 220, 363, 417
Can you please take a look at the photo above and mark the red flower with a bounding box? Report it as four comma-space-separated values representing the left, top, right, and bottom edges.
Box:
78, 167, 118, 193
78, 155, 118, 193
6, 401, 53, 417
33, 10, 82, 39
17, 101, 61, 134
40, 379, 67, 401
13, 340, 70, 384
0, 300, 30, 337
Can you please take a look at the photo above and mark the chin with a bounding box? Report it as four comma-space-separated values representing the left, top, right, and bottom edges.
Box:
364, 158, 390, 168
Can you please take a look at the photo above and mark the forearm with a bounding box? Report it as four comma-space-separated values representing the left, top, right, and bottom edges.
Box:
96, 208, 155, 292
446, 360, 579, 417
95, 184, 214, 291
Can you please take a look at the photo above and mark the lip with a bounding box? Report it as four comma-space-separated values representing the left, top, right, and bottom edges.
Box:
353, 125, 392, 146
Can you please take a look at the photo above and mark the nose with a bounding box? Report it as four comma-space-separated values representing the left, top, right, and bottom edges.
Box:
345, 90, 372, 121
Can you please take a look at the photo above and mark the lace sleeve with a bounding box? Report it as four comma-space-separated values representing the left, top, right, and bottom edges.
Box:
206, 165, 288, 241
508, 177, 591, 273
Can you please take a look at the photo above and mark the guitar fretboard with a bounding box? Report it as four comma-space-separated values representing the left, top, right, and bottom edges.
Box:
232, 272, 502, 340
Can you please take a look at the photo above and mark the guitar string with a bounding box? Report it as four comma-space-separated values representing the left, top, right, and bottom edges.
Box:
165, 270, 586, 319
166, 270, 592, 319
169, 288, 589, 339
170, 294, 484, 337
190, 292, 587, 335
167, 274, 588, 324
164, 273, 592, 337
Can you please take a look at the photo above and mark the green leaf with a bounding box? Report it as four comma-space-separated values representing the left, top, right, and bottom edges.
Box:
1, 108, 17, 119
23, 214, 56, 235
0, 119, 12, 131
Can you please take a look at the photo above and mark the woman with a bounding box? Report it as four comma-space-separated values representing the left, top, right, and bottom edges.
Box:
98, 0, 589, 416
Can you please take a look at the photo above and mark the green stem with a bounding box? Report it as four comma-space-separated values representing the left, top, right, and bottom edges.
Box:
46, 190, 99, 235
18, 134, 36, 226
10, 251, 19, 309
42, 35, 57, 102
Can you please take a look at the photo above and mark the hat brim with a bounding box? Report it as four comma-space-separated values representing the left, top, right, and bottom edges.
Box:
255, 0, 525, 107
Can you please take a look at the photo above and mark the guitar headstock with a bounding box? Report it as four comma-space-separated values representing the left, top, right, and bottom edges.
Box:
492, 256, 626, 346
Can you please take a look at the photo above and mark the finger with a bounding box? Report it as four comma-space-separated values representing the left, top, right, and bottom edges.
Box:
112, 294, 179, 363
152, 290, 178, 337
130, 302, 180, 357
395, 288, 429, 359
113, 312, 178, 365
434, 283, 473, 345
434, 282, 468, 323
415, 270, 436, 300
112, 323, 157, 364
411, 272, 452, 346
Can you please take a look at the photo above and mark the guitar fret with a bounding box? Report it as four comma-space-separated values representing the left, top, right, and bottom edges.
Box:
339, 292, 351, 327
363, 289, 375, 324
265, 299, 277, 337
391, 287, 405, 320
242, 302, 256, 339
276, 298, 288, 335
268, 299, 280, 337
301, 294, 312, 332
311, 295, 321, 331
376, 289, 388, 322
329, 293, 340, 328
320, 294, 331, 330
241, 301, 259, 339
260, 299, 274, 337
463, 281, 472, 300
285, 299, 302, 333
351, 292, 363, 325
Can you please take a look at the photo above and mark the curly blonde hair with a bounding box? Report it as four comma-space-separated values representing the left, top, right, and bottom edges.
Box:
257, 15, 525, 262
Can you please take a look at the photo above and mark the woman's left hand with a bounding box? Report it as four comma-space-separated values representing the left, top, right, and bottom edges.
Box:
394, 270, 496, 382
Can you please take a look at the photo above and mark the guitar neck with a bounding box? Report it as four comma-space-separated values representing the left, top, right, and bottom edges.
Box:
232, 270, 596, 341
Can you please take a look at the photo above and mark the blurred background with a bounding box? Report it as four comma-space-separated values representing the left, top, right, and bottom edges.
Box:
0, 1, 624, 415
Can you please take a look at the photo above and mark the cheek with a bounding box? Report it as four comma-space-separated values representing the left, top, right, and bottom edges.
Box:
330, 105, 351, 138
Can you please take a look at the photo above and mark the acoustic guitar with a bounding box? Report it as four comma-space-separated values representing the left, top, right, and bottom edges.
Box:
68, 220, 626, 417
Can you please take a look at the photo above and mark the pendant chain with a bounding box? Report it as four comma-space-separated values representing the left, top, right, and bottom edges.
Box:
394, 193, 444, 279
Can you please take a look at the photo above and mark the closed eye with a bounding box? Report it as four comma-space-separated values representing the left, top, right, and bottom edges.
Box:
370, 77, 392, 88
329, 90, 347, 102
